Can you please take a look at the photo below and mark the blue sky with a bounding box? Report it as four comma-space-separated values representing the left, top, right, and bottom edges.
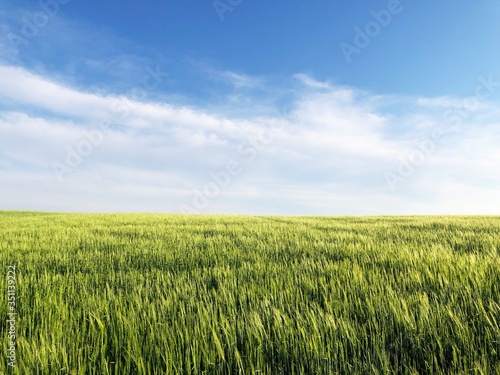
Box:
1, 0, 499, 214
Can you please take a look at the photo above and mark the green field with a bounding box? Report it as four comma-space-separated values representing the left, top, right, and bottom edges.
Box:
0, 212, 499, 374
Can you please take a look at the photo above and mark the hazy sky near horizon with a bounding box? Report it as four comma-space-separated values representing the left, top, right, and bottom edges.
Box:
1, 0, 499, 214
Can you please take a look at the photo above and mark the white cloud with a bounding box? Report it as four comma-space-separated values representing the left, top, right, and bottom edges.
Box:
196, 63, 265, 89
216, 71, 264, 89
0, 64, 499, 214
293, 73, 332, 90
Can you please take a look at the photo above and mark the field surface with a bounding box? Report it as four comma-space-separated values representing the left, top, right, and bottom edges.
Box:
0, 212, 499, 374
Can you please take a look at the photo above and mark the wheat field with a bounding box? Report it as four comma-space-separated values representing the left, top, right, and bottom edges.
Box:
0, 212, 499, 374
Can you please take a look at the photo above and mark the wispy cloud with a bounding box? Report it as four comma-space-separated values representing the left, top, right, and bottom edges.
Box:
293, 73, 332, 90
1, 66, 499, 214
202, 67, 265, 89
